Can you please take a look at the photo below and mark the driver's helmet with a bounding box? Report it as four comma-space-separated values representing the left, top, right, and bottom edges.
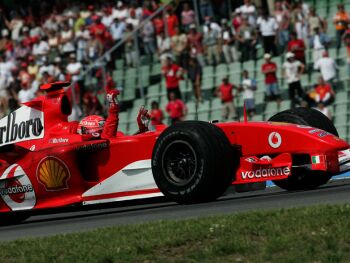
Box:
77, 115, 105, 136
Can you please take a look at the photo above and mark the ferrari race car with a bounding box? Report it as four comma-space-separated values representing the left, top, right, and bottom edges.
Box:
0, 82, 350, 223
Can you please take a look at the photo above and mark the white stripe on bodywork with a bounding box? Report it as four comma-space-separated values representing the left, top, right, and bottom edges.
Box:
339, 149, 350, 173
339, 149, 350, 165
82, 159, 159, 197
82, 192, 163, 205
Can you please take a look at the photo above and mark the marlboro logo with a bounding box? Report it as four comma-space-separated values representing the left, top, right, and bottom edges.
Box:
0, 106, 44, 147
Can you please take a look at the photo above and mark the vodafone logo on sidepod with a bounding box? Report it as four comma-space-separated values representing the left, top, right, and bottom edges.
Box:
0, 164, 36, 211
268, 132, 282, 148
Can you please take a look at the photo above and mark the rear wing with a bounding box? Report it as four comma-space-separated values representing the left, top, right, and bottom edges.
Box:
0, 105, 44, 147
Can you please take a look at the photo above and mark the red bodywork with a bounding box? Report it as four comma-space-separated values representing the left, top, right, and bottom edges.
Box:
0, 85, 349, 213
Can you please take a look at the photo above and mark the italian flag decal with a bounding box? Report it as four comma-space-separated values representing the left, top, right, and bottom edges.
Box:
311, 155, 327, 171
312, 155, 324, 164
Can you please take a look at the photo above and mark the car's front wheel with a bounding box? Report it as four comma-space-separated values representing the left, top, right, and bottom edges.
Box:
152, 121, 240, 204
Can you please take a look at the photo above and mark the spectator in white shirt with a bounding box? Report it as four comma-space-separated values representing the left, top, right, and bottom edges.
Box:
101, 7, 114, 27
0, 70, 12, 98
52, 57, 65, 81
314, 51, 338, 85
66, 54, 82, 82
43, 15, 59, 32
203, 22, 221, 65
237, 17, 257, 62
60, 21, 75, 57
75, 24, 90, 62
110, 17, 126, 42
157, 31, 172, 64
257, 9, 278, 56
32, 36, 50, 58
274, 1, 291, 52
142, 18, 156, 60
18, 80, 38, 103
0, 55, 16, 76
221, 19, 237, 63
240, 70, 257, 118
132, 3, 143, 20
29, 21, 44, 38
39, 57, 55, 78
4, 12, 23, 41
113, 1, 128, 20
283, 52, 305, 107
239, 0, 257, 26
18, 88, 35, 103
203, 16, 222, 34
171, 27, 188, 67
126, 9, 139, 28
110, 17, 126, 62
309, 27, 331, 64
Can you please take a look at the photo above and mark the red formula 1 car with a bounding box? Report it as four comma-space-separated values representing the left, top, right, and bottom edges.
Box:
0, 82, 349, 223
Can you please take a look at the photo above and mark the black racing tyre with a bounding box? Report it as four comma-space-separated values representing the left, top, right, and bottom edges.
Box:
152, 121, 240, 204
268, 107, 338, 190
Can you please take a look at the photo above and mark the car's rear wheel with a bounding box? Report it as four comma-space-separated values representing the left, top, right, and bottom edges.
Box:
152, 121, 240, 203
268, 107, 338, 190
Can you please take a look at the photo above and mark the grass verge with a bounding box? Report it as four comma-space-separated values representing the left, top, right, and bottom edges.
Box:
2, 204, 350, 263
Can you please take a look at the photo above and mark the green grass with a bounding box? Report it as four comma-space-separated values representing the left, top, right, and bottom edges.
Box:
2, 204, 350, 263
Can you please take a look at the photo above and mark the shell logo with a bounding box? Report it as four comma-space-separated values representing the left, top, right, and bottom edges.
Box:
37, 157, 70, 191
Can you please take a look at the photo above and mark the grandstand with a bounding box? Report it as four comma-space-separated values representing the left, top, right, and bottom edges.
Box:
87, 0, 349, 140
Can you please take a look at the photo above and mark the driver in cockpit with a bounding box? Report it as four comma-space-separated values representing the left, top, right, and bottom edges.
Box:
77, 82, 151, 139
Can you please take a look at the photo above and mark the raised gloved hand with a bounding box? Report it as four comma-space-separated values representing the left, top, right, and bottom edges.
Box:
102, 79, 120, 139
106, 88, 120, 108
137, 106, 151, 133
105, 74, 120, 108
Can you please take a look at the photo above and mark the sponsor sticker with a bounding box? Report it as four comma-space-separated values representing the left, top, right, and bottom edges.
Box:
268, 132, 282, 148
308, 129, 331, 138
76, 142, 109, 152
309, 129, 321, 134
49, 138, 69, 144
317, 131, 329, 138
0, 106, 44, 147
37, 157, 70, 191
241, 167, 291, 179
0, 164, 36, 211
80, 120, 97, 126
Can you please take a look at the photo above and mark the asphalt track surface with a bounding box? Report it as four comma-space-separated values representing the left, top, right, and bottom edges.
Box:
1, 178, 350, 242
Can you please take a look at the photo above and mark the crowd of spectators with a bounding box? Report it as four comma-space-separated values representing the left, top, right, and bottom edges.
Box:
0, 0, 172, 119
158, 0, 350, 122
0, 0, 350, 125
